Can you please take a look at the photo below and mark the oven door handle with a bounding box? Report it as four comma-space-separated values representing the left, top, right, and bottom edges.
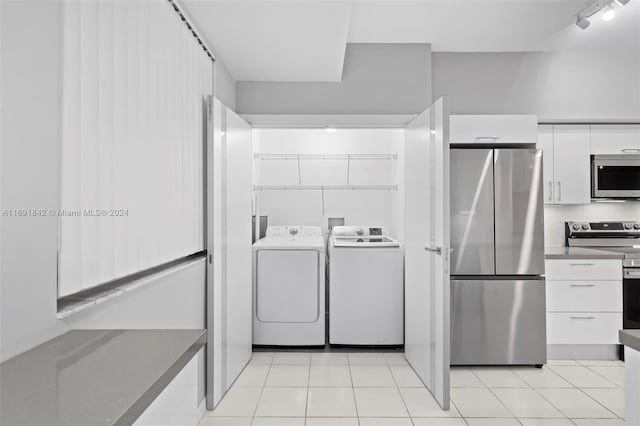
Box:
624, 269, 640, 279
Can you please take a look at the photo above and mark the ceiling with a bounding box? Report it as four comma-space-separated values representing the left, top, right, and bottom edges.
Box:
181, 0, 640, 82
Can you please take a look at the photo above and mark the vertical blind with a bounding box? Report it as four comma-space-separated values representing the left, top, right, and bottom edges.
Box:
59, 0, 212, 297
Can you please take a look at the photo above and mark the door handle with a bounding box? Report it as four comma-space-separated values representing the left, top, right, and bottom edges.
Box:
570, 263, 595, 266
425, 246, 443, 255
570, 316, 595, 320
548, 181, 552, 202
570, 284, 595, 287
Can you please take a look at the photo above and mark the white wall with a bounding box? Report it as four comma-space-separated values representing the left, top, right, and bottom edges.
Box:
215, 60, 237, 112
433, 51, 640, 120
237, 43, 432, 115
544, 203, 640, 247
0, 7, 207, 412
253, 128, 405, 239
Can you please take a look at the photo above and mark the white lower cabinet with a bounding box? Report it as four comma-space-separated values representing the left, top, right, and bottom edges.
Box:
547, 313, 622, 345
546, 280, 622, 312
545, 259, 622, 346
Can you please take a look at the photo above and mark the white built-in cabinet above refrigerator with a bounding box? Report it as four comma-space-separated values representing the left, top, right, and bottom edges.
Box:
449, 115, 538, 145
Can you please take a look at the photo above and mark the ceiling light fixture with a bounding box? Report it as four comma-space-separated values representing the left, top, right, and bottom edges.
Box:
574, 0, 631, 29
324, 126, 337, 133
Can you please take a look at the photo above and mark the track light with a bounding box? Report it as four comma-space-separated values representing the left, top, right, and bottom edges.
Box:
602, 4, 616, 20
576, 16, 591, 29
574, 0, 631, 29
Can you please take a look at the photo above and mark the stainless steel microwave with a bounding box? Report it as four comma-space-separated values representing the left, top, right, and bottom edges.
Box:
592, 155, 640, 198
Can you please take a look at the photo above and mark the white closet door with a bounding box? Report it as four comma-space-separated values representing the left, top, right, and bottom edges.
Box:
206, 98, 253, 409
404, 97, 451, 409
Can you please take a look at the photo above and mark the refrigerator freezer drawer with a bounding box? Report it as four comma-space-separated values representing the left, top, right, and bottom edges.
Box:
451, 279, 547, 365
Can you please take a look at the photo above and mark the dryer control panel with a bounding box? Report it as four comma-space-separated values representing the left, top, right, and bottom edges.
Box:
265, 226, 323, 237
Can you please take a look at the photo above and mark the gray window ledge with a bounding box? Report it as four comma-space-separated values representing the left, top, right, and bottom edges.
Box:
57, 254, 206, 319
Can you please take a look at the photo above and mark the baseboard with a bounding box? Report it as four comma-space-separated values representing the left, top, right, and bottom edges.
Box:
547, 344, 621, 360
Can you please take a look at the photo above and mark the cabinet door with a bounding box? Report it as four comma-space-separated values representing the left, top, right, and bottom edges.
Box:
591, 124, 640, 154
553, 125, 591, 204
450, 115, 538, 144
537, 125, 555, 204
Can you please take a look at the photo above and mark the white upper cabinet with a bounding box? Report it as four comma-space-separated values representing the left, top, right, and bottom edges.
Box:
538, 125, 555, 204
450, 115, 538, 144
591, 124, 640, 155
537, 124, 591, 205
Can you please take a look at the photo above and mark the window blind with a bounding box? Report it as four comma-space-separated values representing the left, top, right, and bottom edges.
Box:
59, 0, 212, 297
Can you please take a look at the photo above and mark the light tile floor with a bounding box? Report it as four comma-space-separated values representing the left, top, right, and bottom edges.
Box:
200, 352, 625, 426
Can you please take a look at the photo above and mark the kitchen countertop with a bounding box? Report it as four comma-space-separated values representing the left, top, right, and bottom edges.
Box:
620, 330, 640, 352
545, 246, 626, 260
0, 329, 206, 426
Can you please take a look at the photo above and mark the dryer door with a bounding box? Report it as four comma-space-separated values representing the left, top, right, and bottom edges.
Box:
256, 249, 320, 322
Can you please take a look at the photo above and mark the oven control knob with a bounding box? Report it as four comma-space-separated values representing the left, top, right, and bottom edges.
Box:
356, 228, 365, 236
625, 223, 633, 230
634, 224, 640, 230
582, 224, 590, 230
572, 224, 580, 231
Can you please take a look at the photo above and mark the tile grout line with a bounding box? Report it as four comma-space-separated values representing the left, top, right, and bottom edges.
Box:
348, 354, 362, 426
385, 355, 414, 423
250, 354, 274, 424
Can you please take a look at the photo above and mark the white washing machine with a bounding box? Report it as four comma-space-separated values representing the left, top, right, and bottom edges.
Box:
253, 226, 326, 346
329, 226, 404, 345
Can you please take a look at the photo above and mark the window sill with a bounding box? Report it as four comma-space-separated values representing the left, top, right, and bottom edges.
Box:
57, 254, 206, 319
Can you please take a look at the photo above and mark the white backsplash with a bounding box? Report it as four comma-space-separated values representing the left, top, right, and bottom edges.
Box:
544, 202, 640, 247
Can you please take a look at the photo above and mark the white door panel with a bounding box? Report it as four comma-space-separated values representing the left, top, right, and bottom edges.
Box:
537, 125, 555, 204
404, 97, 450, 409
552, 125, 591, 204
206, 98, 253, 409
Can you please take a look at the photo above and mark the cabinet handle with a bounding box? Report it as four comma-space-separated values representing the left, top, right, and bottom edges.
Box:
569, 263, 595, 266
570, 284, 595, 287
570, 316, 596, 320
557, 181, 562, 202
622, 148, 640, 153
475, 136, 499, 141
548, 181, 553, 202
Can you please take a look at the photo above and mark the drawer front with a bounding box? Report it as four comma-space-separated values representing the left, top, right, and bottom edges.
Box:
546, 280, 622, 312
547, 313, 622, 344
545, 259, 621, 281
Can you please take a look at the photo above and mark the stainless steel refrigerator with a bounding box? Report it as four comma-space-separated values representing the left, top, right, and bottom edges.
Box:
450, 148, 546, 366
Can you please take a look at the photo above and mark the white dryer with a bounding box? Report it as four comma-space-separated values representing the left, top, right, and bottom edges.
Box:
253, 226, 325, 346
329, 226, 404, 345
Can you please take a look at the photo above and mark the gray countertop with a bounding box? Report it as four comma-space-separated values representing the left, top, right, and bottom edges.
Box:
545, 246, 625, 260
620, 330, 640, 352
0, 329, 206, 426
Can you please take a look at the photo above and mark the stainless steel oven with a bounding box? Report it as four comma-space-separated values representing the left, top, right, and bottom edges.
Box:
592, 155, 640, 198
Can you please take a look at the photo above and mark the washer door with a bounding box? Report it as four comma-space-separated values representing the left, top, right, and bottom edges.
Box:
256, 250, 319, 322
